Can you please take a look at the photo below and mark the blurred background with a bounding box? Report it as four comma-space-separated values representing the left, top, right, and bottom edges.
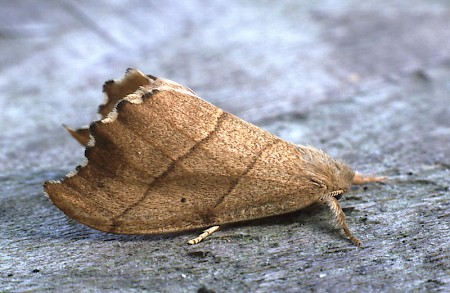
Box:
1, 1, 450, 172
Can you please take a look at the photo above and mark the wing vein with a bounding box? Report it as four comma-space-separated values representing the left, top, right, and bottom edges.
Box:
212, 138, 280, 209
108, 110, 226, 231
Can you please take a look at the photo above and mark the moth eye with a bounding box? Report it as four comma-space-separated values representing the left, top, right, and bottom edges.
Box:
180, 197, 187, 203
310, 178, 326, 189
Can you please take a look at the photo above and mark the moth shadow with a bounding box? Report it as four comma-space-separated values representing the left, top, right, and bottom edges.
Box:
41, 216, 201, 243
43, 203, 333, 243
220, 202, 334, 234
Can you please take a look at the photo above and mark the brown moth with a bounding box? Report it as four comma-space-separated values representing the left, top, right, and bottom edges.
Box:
44, 69, 384, 246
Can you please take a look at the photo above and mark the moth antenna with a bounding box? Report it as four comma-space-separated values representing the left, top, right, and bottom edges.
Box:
323, 193, 362, 246
188, 226, 220, 245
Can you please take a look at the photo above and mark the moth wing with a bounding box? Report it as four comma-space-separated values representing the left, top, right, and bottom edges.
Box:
45, 73, 321, 234
154, 139, 324, 226
61, 69, 151, 146
99, 68, 151, 117
63, 125, 91, 146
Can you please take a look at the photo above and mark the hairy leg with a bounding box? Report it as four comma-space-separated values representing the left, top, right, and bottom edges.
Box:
188, 226, 220, 245
322, 193, 362, 246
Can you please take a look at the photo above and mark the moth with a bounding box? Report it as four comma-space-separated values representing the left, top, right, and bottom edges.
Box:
44, 69, 384, 246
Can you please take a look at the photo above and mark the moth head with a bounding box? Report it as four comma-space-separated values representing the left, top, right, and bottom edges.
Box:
299, 146, 354, 198
331, 160, 355, 198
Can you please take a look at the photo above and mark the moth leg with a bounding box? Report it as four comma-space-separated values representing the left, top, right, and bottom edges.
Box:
353, 172, 387, 185
323, 194, 362, 246
188, 226, 220, 245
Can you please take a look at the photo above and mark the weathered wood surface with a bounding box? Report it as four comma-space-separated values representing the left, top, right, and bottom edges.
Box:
1, 1, 449, 292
